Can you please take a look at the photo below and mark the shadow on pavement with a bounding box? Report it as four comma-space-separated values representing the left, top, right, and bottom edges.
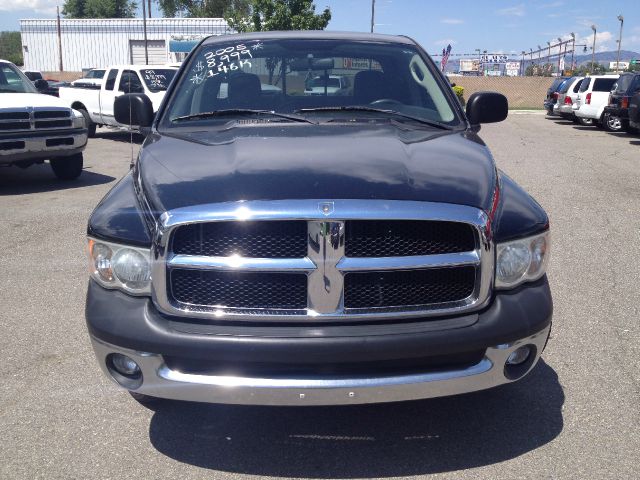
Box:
94, 129, 145, 145
148, 360, 563, 477
630, 140, 640, 146
0, 163, 115, 195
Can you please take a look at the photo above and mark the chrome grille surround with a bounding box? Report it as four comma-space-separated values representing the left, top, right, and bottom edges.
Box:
0, 107, 72, 132
151, 199, 494, 322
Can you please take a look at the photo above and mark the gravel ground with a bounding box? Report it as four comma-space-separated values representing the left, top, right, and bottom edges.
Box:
1, 116, 638, 479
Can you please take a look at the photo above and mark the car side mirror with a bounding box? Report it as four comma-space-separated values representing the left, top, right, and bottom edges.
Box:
34, 79, 48, 91
114, 93, 154, 127
466, 91, 508, 126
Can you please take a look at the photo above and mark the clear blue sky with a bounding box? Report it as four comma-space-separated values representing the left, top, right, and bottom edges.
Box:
1, 0, 639, 57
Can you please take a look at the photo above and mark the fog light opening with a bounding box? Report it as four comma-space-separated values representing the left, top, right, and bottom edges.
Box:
506, 346, 531, 366
503, 344, 537, 380
106, 353, 143, 390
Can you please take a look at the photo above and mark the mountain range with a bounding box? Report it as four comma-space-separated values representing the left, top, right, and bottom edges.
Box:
572, 50, 639, 65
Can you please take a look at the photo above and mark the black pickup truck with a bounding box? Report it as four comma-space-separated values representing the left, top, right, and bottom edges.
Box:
85, 31, 552, 406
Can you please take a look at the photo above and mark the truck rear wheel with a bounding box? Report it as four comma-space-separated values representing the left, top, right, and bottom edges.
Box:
79, 108, 96, 138
50, 153, 83, 180
603, 113, 622, 132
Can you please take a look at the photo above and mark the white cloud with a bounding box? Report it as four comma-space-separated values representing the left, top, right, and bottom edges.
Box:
537, 1, 564, 8
434, 39, 457, 47
441, 18, 464, 25
0, 0, 57, 14
496, 4, 525, 17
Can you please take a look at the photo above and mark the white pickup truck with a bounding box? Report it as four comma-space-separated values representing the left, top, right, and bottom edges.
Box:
1, 59, 87, 180
59, 65, 177, 137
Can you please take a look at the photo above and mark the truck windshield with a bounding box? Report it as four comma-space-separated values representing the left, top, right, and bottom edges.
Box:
161, 37, 460, 127
0, 63, 37, 93
141, 69, 177, 92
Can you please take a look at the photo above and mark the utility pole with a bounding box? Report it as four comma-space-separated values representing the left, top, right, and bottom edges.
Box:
591, 25, 597, 73
142, 0, 149, 64
557, 38, 563, 76
370, 0, 375, 33
148, 0, 152, 19
521, 51, 525, 76
616, 15, 624, 72
56, 6, 63, 72
546, 41, 551, 65
537, 45, 542, 64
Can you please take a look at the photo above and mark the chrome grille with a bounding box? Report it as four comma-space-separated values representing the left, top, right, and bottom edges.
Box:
343, 267, 476, 309
345, 220, 476, 257
151, 199, 494, 322
0, 108, 72, 132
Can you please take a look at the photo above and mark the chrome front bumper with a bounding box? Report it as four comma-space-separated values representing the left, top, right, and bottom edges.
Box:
0, 131, 87, 163
90, 325, 551, 406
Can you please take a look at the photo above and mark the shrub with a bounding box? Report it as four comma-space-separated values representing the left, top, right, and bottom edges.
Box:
452, 85, 465, 106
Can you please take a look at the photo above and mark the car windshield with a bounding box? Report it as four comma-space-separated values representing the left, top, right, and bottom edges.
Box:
0, 63, 37, 93
161, 37, 460, 128
86, 69, 105, 79
141, 69, 177, 92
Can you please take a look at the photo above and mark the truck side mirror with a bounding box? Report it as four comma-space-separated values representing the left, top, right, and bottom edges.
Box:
114, 93, 154, 127
34, 79, 48, 91
466, 91, 508, 126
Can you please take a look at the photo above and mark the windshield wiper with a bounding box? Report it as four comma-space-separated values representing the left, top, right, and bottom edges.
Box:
172, 109, 317, 124
295, 106, 453, 130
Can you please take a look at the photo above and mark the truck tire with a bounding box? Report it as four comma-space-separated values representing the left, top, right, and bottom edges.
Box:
79, 108, 96, 138
50, 153, 83, 180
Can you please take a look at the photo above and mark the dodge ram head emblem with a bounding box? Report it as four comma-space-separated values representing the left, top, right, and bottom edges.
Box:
319, 202, 334, 216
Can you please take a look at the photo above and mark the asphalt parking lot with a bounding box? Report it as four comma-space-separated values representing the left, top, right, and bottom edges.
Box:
1, 114, 638, 479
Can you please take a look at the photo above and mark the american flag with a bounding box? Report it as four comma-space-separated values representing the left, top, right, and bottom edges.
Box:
441, 44, 452, 72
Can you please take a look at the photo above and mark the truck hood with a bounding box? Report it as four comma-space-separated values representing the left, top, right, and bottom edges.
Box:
138, 123, 497, 214
0, 92, 70, 109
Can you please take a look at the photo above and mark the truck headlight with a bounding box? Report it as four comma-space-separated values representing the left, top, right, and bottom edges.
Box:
72, 110, 86, 129
495, 230, 550, 289
88, 238, 151, 295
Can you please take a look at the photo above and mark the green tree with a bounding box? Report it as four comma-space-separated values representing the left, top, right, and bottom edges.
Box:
158, 0, 249, 18
226, 0, 331, 33
62, 0, 137, 18
0, 31, 23, 66
574, 62, 605, 75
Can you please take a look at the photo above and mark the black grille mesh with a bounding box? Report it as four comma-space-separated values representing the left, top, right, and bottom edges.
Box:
344, 267, 476, 309
34, 120, 72, 129
172, 221, 307, 258
33, 110, 70, 119
345, 220, 475, 257
171, 269, 307, 309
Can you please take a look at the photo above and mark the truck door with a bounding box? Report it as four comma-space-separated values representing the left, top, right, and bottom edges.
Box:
100, 68, 120, 125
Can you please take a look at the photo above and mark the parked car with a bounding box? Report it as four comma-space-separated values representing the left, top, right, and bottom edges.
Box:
555, 76, 585, 120
59, 64, 178, 137
573, 75, 619, 127
602, 72, 640, 133
544, 77, 569, 115
71, 68, 106, 89
85, 32, 552, 407
304, 74, 351, 95
0, 59, 87, 179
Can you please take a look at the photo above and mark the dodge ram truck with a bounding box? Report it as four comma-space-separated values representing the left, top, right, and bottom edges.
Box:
59, 64, 177, 137
1, 59, 87, 180
86, 32, 553, 406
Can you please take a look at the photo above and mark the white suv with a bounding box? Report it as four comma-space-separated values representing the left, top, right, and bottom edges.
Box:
573, 75, 619, 126
556, 76, 586, 119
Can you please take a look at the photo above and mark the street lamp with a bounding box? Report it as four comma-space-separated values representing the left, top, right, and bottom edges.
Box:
570, 33, 576, 72
546, 41, 551, 64
591, 25, 597, 73
537, 45, 542, 64
557, 37, 564, 75
616, 15, 624, 72
521, 50, 526, 76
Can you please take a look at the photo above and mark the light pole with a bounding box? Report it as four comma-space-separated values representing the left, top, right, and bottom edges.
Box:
370, 0, 375, 33
537, 45, 542, 65
616, 15, 624, 72
591, 25, 597, 73
521, 50, 526, 76
546, 41, 551, 65
570, 33, 575, 72
557, 37, 563, 75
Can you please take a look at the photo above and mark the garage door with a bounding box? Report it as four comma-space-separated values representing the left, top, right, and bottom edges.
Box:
130, 40, 166, 65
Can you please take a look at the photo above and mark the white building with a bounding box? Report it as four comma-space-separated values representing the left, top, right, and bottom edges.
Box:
20, 18, 232, 72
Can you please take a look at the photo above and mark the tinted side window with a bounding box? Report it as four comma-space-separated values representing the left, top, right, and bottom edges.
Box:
579, 78, 591, 92
593, 78, 617, 92
573, 79, 584, 93
105, 69, 118, 90
118, 70, 143, 93
629, 76, 640, 93
614, 74, 633, 93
